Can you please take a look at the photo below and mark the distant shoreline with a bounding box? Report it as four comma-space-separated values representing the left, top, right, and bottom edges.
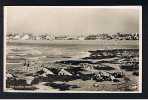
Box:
6, 40, 139, 46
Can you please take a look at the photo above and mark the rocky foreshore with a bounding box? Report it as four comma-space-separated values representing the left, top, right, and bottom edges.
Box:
83, 49, 139, 59
6, 48, 139, 91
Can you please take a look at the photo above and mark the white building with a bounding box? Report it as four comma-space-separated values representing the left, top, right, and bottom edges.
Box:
13, 35, 20, 40
21, 34, 30, 40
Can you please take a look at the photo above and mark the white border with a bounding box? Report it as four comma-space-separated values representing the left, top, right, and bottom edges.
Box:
139, 6, 142, 93
4, 6, 7, 93
3, 6, 142, 93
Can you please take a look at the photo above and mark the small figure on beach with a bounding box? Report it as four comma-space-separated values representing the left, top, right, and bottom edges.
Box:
24, 59, 30, 71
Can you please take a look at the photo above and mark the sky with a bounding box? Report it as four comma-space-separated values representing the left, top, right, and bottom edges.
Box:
5, 6, 141, 36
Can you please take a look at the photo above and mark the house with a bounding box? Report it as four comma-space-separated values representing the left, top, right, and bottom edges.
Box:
46, 35, 52, 40
78, 37, 85, 40
55, 36, 67, 40
13, 35, 20, 40
85, 35, 99, 40
67, 37, 78, 40
21, 34, 30, 40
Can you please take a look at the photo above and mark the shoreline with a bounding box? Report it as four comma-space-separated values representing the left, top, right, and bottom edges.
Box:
6, 40, 139, 46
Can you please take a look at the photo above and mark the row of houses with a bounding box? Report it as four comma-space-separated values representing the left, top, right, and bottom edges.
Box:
6, 33, 55, 40
85, 33, 139, 40
6, 32, 139, 40
6, 33, 85, 40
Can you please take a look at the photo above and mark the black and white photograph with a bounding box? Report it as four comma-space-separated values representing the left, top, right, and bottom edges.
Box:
4, 6, 142, 93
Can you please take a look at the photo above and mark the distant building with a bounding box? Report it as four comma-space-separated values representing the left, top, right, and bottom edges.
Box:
85, 35, 99, 40
55, 36, 67, 40
78, 37, 85, 40
13, 35, 20, 40
21, 34, 30, 40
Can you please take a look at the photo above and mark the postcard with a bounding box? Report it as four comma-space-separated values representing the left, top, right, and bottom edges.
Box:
3, 6, 142, 93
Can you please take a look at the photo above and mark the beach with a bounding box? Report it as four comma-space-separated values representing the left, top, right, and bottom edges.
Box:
5, 40, 140, 92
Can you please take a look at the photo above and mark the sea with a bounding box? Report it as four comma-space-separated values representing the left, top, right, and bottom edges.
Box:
6, 40, 139, 63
